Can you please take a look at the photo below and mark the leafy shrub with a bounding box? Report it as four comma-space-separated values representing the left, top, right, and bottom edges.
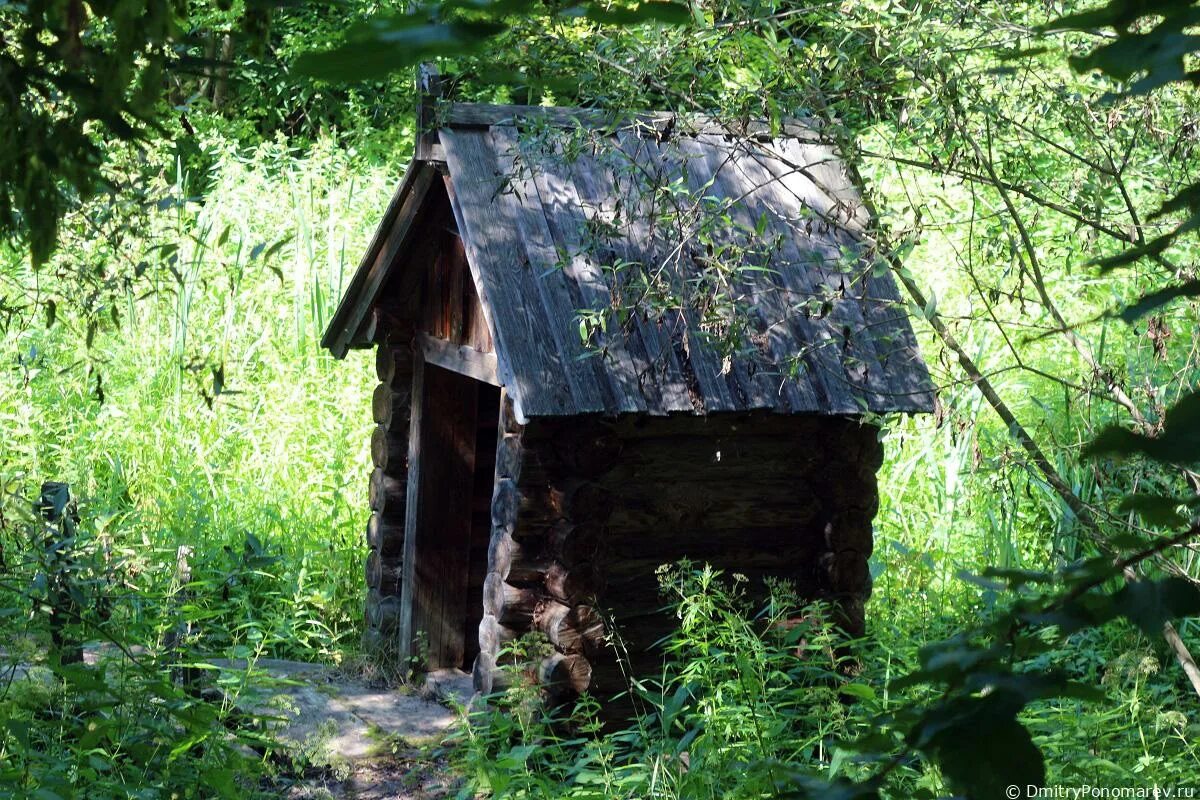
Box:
453, 564, 876, 799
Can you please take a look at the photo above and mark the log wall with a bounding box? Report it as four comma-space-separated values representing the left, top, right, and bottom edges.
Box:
361, 337, 415, 659
476, 412, 882, 717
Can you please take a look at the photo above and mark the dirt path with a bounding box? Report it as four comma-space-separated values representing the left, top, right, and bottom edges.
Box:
230, 660, 472, 799
6, 647, 473, 798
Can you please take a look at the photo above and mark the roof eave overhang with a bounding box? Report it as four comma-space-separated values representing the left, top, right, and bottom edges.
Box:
320, 159, 438, 359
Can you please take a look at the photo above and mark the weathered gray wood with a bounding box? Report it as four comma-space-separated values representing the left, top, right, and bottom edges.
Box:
366, 588, 402, 633
483, 573, 539, 627
519, 136, 647, 414
397, 349, 425, 665
442, 103, 826, 141
488, 531, 550, 584
366, 548, 404, 596
544, 560, 599, 604
376, 343, 414, 385
499, 389, 522, 435
477, 613, 518, 659
495, 433, 523, 483
538, 652, 592, 695
489, 126, 611, 413
322, 163, 436, 358
472, 651, 496, 695
733, 138, 884, 411
441, 129, 577, 418
490, 478, 521, 531
536, 600, 606, 655
671, 135, 818, 411
619, 133, 743, 414
415, 64, 445, 162
417, 332, 500, 386
761, 137, 887, 404
369, 468, 406, 513
372, 382, 412, 428
567, 141, 694, 414
691, 135, 853, 412
330, 108, 933, 418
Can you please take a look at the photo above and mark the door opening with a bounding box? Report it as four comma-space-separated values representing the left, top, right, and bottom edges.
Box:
408, 363, 499, 672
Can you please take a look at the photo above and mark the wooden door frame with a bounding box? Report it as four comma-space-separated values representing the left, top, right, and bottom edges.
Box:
397, 353, 496, 670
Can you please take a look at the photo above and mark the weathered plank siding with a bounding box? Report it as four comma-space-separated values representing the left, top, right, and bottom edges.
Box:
435, 113, 934, 420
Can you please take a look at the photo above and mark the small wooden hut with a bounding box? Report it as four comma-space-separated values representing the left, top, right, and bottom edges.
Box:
321, 83, 935, 706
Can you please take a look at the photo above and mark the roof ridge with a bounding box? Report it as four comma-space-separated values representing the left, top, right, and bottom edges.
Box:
437, 101, 829, 142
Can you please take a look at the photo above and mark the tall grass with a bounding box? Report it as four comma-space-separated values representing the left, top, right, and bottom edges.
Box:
0, 133, 401, 661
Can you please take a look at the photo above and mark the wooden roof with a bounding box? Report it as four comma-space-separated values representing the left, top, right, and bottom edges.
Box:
322, 102, 936, 421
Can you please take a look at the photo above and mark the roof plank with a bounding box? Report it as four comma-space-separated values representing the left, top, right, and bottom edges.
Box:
516, 135, 649, 415
568, 140, 695, 413
695, 135, 859, 414
668, 135, 818, 413
487, 126, 610, 414
323, 105, 935, 419
440, 128, 577, 418
750, 138, 892, 409
634, 136, 744, 414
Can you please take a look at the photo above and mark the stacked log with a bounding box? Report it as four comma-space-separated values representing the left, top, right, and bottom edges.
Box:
473, 393, 612, 705
472, 411, 881, 718
474, 390, 524, 696
548, 414, 879, 717
811, 423, 882, 638
362, 339, 414, 660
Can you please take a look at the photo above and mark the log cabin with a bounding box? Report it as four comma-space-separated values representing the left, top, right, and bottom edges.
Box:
321, 75, 936, 712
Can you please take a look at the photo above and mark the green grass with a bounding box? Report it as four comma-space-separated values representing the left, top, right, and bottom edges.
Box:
2, 50, 1199, 797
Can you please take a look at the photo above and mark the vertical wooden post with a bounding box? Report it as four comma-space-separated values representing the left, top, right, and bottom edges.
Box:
415, 63, 443, 162
397, 347, 426, 667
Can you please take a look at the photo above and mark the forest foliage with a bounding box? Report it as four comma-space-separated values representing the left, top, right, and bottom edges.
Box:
2, 0, 1200, 798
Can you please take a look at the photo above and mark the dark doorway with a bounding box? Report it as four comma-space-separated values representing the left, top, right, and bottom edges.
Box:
407, 364, 499, 671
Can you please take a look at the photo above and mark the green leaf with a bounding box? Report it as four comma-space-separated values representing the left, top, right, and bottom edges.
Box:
838, 682, 877, 701
1113, 577, 1200, 636
293, 17, 507, 82
934, 713, 1045, 799
1118, 279, 1200, 322
1117, 493, 1193, 527
1084, 391, 1200, 465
